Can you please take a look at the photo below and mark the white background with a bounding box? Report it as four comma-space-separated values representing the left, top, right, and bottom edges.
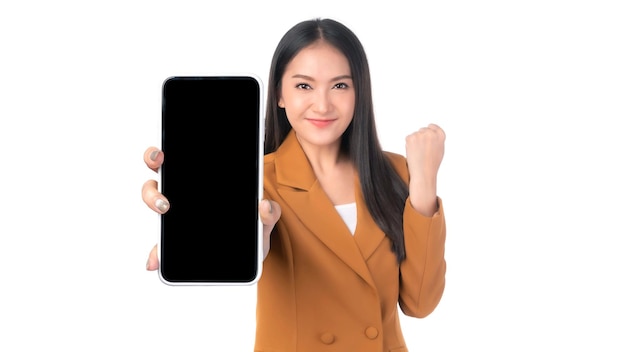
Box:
1, 1, 625, 351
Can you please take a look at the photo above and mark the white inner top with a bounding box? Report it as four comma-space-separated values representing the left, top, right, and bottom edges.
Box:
335, 202, 357, 235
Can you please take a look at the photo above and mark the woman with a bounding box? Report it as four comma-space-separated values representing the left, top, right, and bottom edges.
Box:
143, 18, 446, 352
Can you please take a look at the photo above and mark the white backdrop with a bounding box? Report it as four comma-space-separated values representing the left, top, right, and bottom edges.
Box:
1, 1, 625, 351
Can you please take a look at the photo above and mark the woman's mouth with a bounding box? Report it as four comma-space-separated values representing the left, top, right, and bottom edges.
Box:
307, 119, 335, 127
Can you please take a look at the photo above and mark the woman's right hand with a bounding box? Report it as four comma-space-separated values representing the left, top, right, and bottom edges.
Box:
142, 147, 169, 271
141, 147, 281, 271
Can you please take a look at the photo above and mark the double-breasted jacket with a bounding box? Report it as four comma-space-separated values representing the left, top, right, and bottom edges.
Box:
255, 131, 446, 352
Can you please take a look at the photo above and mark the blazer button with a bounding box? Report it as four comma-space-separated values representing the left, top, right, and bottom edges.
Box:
365, 326, 379, 339
320, 332, 335, 344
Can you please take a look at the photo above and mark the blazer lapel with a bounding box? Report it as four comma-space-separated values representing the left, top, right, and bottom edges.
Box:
352, 174, 386, 262
274, 131, 376, 287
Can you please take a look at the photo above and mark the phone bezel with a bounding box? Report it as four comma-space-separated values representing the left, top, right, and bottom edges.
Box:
157, 74, 265, 286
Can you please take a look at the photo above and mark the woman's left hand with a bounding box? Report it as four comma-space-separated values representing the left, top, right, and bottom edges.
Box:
405, 124, 446, 216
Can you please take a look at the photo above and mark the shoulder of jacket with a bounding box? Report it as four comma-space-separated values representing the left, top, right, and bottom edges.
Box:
383, 151, 409, 181
383, 150, 407, 165
264, 152, 276, 165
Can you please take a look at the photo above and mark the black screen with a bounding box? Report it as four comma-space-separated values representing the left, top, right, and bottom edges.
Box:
160, 76, 262, 284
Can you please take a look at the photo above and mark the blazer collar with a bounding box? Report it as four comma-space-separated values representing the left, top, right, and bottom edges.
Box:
274, 131, 387, 285
273, 130, 317, 191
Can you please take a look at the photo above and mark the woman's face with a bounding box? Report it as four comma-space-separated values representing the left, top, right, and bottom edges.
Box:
279, 41, 355, 150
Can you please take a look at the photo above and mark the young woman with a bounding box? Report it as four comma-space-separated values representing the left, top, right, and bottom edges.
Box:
143, 17, 447, 352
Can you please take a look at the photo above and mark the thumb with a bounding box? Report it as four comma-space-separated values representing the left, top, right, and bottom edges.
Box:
260, 199, 281, 234
259, 199, 281, 259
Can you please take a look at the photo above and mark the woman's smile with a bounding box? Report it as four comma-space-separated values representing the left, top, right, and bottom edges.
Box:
307, 118, 336, 128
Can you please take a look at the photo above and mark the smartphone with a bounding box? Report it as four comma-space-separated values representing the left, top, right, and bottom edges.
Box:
159, 75, 264, 285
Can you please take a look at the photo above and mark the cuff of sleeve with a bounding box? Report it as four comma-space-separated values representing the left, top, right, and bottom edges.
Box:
405, 196, 443, 218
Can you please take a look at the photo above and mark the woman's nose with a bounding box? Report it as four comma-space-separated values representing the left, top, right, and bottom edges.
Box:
312, 90, 331, 114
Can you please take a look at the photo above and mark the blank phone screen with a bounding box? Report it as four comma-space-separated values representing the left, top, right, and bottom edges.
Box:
160, 76, 262, 284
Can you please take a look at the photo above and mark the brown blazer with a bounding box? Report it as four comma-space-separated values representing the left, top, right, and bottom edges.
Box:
255, 130, 446, 352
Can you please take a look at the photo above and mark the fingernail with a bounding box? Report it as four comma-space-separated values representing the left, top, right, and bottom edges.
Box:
149, 150, 160, 161
155, 198, 170, 212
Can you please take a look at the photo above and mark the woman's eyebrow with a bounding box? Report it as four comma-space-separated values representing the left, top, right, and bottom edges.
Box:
290, 74, 353, 81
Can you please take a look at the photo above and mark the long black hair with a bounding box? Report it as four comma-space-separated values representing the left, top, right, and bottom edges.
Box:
264, 18, 409, 263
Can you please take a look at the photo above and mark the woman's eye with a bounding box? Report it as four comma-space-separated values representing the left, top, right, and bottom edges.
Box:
296, 83, 311, 90
334, 82, 349, 89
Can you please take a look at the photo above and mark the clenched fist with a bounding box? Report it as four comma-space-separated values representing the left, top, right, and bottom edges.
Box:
405, 124, 446, 216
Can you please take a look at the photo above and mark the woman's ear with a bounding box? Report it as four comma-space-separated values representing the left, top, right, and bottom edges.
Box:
278, 96, 285, 108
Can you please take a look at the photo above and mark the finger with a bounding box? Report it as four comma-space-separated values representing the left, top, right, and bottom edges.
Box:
259, 199, 281, 259
259, 199, 281, 238
427, 124, 446, 140
142, 179, 170, 213
143, 147, 164, 173
146, 244, 159, 271
408, 124, 445, 143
